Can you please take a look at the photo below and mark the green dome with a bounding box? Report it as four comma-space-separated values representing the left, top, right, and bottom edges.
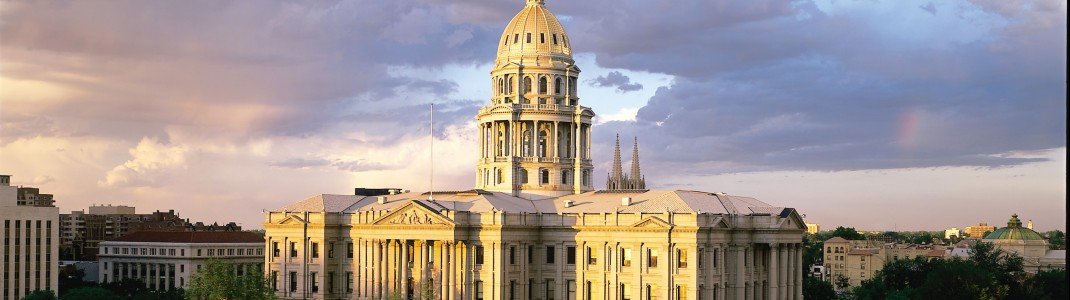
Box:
984, 214, 1045, 241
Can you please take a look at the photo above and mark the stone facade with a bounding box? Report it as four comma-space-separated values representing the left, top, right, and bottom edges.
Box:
264, 1, 806, 299
97, 231, 264, 290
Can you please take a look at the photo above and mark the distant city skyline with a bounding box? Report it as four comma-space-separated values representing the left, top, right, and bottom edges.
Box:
1, 0, 1065, 231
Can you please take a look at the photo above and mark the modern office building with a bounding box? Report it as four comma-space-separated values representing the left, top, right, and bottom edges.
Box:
97, 231, 264, 290
964, 223, 996, 238
0, 175, 60, 299
263, 1, 806, 299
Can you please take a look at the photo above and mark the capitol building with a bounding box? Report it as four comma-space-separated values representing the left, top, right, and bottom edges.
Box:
263, 1, 806, 299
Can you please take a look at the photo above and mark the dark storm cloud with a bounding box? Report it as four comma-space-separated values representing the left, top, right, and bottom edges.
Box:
2, 0, 1064, 178
588, 71, 644, 93
577, 0, 1066, 174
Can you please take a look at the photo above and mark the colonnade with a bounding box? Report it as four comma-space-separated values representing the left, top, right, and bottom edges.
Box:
730, 243, 803, 300
478, 120, 589, 161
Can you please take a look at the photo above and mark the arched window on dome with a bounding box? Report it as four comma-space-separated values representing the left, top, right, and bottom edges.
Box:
539, 77, 548, 95
554, 77, 563, 95
552, 34, 558, 45
524, 77, 533, 94
540, 169, 550, 185
540, 33, 545, 44
519, 169, 529, 184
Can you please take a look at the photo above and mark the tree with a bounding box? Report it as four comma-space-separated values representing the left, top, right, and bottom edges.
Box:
60, 287, 118, 300
24, 290, 58, 300
917, 258, 1006, 299
184, 260, 275, 300
58, 264, 91, 296
1023, 269, 1069, 299
1046, 230, 1065, 250
100, 278, 149, 298
831, 227, 865, 240
802, 276, 836, 300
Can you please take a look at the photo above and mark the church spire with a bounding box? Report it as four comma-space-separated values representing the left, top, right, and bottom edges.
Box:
631, 136, 644, 189
611, 134, 623, 180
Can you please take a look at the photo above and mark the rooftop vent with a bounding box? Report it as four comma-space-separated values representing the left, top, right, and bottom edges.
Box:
621, 197, 632, 206
376, 196, 387, 204
564, 200, 574, 208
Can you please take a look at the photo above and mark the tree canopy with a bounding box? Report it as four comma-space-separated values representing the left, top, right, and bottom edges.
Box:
849, 241, 1066, 300
831, 226, 865, 240
184, 259, 275, 300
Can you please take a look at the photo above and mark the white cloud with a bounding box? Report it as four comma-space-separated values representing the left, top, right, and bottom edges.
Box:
99, 137, 189, 188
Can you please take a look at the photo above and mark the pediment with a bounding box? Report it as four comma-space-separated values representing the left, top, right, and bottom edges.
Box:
777, 209, 807, 230
631, 216, 672, 229
276, 215, 308, 225
371, 201, 454, 226
708, 216, 731, 229
488, 106, 514, 114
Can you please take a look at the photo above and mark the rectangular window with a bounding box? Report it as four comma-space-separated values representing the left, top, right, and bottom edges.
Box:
271, 271, 278, 291
621, 248, 632, 267
713, 249, 718, 268
528, 246, 534, 264
510, 281, 517, 300
621, 284, 631, 300
197, 249, 202, 256
698, 248, 704, 268
347, 242, 354, 259
238, 249, 245, 256
675, 285, 686, 300
553, 34, 558, 44
648, 249, 659, 268
290, 242, 298, 257
567, 246, 576, 265
527, 33, 532, 43
208, 249, 215, 256
228, 248, 234, 256
328, 272, 335, 293
677, 249, 688, 268
514, 34, 519, 44
546, 279, 556, 300
475, 245, 485, 265
567, 280, 576, 300
587, 247, 597, 265
289, 272, 298, 292
546, 246, 555, 264
169, 249, 176, 256
540, 33, 545, 43
311, 242, 319, 259
310, 272, 318, 293
328, 242, 335, 259
346, 272, 353, 293
510, 246, 516, 265
475, 281, 485, 300
273, 242, 280, 257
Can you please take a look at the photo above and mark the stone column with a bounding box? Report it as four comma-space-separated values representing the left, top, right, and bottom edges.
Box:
553, 121, 559, 159
785, 245, 794, 300
778, 244, 787, 300
402, 240, 410, 298
769, 244, 779, 300
734, 245, 745, 299
795, 244, 803, 300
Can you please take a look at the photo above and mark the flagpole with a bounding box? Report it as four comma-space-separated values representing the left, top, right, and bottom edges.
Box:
429, 103, 434, 201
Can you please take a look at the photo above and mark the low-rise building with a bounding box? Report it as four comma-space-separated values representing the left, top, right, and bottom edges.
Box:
944, 227, 961, 239
60, 206, 242, 260
97, 231, 264, 290
0, 175, 59, 299
806, 223, 820, 235
822, 237, 939, 290
964, 223, 995, 238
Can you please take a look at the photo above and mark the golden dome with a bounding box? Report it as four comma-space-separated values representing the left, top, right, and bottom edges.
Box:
497, 0, 572, 62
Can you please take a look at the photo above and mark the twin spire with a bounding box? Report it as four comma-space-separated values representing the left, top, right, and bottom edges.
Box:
606, 134, 646, 190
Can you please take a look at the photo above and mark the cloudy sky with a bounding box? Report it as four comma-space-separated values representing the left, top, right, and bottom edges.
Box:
1, 0, 1065, 231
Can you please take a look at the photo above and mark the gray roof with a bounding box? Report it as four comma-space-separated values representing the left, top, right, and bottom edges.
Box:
277, 190, 787, 216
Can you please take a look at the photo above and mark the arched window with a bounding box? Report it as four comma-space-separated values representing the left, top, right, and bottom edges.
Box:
539, 77, 548, 94
524, 77, 532, 94
519, 169, 529, 184
509, 76, 515, 94
522, 130, 532, 157
497, 126, 506, 156
538, 130, 548, 157
498, 78, 505, 95
540, 169, 550, 185
496, 169, 504, 185
555, 77, 563, 94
